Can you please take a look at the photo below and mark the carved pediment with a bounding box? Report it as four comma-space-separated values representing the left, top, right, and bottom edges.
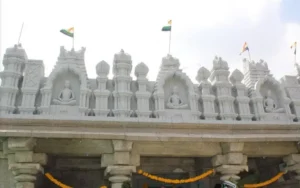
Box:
59, 46, 86, 60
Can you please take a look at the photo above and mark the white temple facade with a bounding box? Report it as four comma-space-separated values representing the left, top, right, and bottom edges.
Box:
0, 44, 300, 188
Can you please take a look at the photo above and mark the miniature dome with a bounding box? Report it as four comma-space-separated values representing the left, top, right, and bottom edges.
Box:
96, 60, 110, 76
135, 62, 149, 77
196, 67, 210, 82
229, 69, 244, 84
113, 49, 132, 64
4, 44, 27, 60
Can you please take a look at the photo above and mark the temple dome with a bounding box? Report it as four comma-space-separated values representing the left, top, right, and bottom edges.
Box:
96, 60, 110, 76
230, 69, 244, 84
135, 62, 149, 77
196, 67, 210, 82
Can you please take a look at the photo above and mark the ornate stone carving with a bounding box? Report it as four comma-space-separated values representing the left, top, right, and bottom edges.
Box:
0, 44, 27, 115
53, 80, 76, 106
212, 56, 229, 71
59, 46, 86, 59
210, 56, 237, 120
160, 54, 180, 71
196, 67, 218, 120
263, 90, 284, 113
113, 49, 133, 117
167, 86, 188, 109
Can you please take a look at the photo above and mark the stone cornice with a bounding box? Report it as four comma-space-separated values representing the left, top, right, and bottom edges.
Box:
0, 116, 300, 142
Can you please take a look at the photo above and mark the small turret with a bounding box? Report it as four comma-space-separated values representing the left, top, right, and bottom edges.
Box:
0, 44, 27, 114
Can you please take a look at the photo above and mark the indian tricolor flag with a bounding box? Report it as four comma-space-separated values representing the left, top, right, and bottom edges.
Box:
239, 42, 249, 55
162, 20, 172, 31
290, 41, 297, 55
60, 27, 74, 38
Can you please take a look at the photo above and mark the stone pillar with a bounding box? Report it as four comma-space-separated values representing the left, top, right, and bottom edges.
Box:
0, 140, 15, 188
135, 62, 151, 118
196, 67, 218, 120
102, 140, 139, 188
283, 154, 300, 181
211, 143, 248, 183
6, 138, 47, 188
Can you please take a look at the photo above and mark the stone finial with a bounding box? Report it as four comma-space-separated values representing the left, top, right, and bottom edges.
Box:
229, 69, 244, 84
4, 44, 28, 60
96, 60, 110, 76
212, 56, 229, 70
135, 62, 149, 78
196, 67, 210, 83
160, 54, 180, 70
113, 49, 132, 64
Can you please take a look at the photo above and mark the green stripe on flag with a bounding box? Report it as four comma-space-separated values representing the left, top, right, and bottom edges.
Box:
162, 26, 171, 31
60, 29, 74, 37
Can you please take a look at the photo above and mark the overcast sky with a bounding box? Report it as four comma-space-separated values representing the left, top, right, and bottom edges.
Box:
1, 0, 300, 82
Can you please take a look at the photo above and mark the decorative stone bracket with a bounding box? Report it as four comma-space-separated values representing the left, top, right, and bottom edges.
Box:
101, 140, 140, 167
212, 143, 248, 182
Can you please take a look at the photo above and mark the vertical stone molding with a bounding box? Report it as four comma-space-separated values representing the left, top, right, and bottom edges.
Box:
229, 69, 252, 121
196, 67, 218, 120
211, 143, 248, 182
283, 154, 300, 180
94, 60, 110, 117
0, 140, 15, 188
7, 138, 47, 188
112, 49, 133, 117
19, 60, 44, 115
210, 56, 237, 120
135, 62, 151, 118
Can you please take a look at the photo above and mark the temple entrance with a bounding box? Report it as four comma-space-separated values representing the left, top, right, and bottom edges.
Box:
132, 172, 190, 188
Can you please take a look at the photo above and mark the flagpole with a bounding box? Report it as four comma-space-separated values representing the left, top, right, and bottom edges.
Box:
72, 29, 74, 49
168, 27, 172, 55
295, 43, 297, 64
17, 22, 24, 45
248, 50, 252, 62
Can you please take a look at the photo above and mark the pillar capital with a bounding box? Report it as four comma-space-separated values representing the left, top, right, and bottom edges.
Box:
105, 165, 136, 188
212, 142, 248, 182
112, 140, 133, 152
105, 165, 136, 176
221, 142, 244, 154
8, 138, 36, 151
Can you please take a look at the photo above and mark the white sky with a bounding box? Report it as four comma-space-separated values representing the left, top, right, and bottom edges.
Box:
1, 0, 300, 82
